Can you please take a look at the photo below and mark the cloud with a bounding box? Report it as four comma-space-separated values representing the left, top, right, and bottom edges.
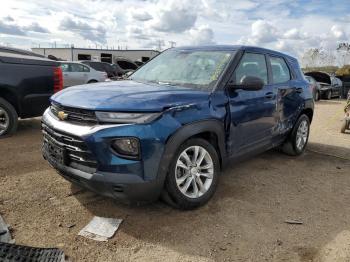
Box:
25, 22, 49, 33
189, 26, 215, 45
283, 28, 306, 40
0, 0, 349, 64
0, 21, 26, 36
129, 9, 152, 22
59, 17, 107, 43
126, 25, 152, 40
4, 16, 14, 22
151, 1, 197, 33
331, 25, 346, 40
251, 20, 278, 44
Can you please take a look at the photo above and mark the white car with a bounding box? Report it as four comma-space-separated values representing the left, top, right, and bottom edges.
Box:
60, 61, 107, 88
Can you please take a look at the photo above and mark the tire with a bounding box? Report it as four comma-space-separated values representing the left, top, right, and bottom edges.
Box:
315, 91, 320, 101
163, 138, 220, 210
281, 114, 310, 156
0, 98, 18, 137
88, 80, 98, 84
341, 120, 347, 133
327, 91, 332, 100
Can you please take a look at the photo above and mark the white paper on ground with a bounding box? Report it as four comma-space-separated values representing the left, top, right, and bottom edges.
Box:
78, 216, 123, 241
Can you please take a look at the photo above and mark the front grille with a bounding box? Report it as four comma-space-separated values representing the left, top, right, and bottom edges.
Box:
51, 103, 97, 124
42, 123, 97, 173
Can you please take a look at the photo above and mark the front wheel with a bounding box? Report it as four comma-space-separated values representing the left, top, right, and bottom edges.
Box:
163, 138, 220, 210
281, 114, 310, 156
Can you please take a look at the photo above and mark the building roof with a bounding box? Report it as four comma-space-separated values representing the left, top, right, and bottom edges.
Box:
31, 47, 160, 53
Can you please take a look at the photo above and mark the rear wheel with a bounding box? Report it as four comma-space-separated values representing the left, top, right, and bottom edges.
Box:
0, 98, 18, 137
341, 120, 347, 133
315, 91, 320, 101
281, 114, 310, 156
327, 91, 332, 100
163, 138, 220, 210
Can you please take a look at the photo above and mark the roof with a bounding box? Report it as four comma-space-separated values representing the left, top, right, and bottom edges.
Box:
173, 45, 297, 60
0, 46, 45, 58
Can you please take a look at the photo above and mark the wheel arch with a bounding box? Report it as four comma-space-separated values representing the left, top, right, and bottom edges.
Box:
300, 107, 313, 123
0, 88, 20, 114
156, 120, 227, 187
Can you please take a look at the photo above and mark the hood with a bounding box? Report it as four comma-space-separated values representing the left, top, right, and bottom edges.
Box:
51, 80, 210, 112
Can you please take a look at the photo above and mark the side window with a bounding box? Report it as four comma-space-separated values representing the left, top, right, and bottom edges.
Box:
125, 61, 138, 70
270, 56, 290, 84
60, 63, 70, 72
233, 53, 268, 85
83, 66, 90, 72
70, 64, 85, 72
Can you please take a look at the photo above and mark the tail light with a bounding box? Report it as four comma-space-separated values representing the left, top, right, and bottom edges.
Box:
53, 67, 63, 93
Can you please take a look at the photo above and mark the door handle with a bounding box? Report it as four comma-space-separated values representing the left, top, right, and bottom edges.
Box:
265, 92, 274, 99
296, 87, 303, 93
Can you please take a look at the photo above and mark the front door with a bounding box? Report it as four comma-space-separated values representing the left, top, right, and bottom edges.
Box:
227, 52, 277, 155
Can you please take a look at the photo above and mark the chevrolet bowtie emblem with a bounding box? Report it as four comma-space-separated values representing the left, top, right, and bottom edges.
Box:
57, 111, 68, 121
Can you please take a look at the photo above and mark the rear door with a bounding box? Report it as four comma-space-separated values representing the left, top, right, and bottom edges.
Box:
227, 52, 277, 155
268, 55, 298, 139
69, 63, 89, 86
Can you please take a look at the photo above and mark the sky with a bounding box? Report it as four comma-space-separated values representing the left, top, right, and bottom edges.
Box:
0, 0, 349, 59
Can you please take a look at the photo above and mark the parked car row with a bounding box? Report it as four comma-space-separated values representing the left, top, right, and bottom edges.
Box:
0, 45, 148, 137
60, 62, 107, 87
0, 46, 63, 136
305, 72, 343, 100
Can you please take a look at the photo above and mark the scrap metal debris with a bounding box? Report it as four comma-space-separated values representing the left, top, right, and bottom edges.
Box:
0, 242, 65, 262
284, 219, 303, 225
78, 216, 123, 242
0, 215, 13, 244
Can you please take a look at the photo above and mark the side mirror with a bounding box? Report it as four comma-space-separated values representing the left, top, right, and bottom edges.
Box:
228, 76, 265, 91
239, 76, 265, 91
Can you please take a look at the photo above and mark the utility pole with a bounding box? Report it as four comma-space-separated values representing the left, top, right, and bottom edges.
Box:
169, 41, 176, 48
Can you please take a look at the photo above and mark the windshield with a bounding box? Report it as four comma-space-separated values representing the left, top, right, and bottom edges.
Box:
130, 49, 234, 91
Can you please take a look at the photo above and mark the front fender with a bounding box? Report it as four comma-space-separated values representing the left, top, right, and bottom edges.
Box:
156, 119, 226, 188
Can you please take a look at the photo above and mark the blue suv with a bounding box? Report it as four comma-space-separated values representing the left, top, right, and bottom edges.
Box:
42, 46, 314, 209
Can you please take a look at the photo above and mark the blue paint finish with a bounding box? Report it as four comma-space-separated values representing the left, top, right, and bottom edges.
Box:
44, 45, 314, 202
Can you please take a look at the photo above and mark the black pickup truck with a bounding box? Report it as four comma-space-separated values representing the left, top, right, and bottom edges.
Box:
0, 47, 63, 137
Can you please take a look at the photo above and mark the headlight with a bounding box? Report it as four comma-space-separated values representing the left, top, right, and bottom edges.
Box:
95, 112, 161, 124
111, 137, 140, 159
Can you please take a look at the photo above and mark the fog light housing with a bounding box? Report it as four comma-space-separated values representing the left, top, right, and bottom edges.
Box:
111, 137, 140, 159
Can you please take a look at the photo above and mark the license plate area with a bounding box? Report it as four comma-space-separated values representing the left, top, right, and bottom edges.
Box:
43, 140, 67, 165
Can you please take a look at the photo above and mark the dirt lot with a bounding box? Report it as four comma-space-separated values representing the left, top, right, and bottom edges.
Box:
0, 100, 349, 262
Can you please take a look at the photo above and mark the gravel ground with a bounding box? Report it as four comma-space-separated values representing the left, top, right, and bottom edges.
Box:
0, 100, 349, 262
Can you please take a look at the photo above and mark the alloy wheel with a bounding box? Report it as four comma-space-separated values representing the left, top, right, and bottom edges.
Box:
175, 146, 214, 199
296, 119, 309, 151
0, 107, 9, 136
